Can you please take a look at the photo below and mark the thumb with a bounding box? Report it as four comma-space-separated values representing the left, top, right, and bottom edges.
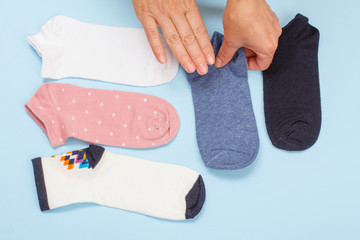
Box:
247, 54, 272, 70
214, 40, 238, 68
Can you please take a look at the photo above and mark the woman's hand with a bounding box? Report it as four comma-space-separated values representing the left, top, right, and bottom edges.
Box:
132, 0, 215, 75
215, 0, 282, 70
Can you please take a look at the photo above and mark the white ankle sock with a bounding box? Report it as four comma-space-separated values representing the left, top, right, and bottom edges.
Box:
32, 145, 205, 220
27, 15, 179, 86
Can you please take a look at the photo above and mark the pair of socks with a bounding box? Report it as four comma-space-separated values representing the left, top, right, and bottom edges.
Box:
32, 145, 205, 220
27, 15, 179, 86
186, 14, 321, 169
25, 83, 179, 148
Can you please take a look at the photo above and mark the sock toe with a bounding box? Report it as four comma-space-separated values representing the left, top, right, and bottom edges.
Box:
185, 175, 205, 219
270, 120, 320, 151
204, 146, 259, 170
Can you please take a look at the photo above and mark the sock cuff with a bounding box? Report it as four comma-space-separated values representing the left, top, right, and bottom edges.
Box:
25, 84, 63, 147
31, 157, 50, 211
281, 13, 320, 40
210, 31, 224, 56
27, 16, 66, 79
26, 16, 63, 57
85, 145, 105, 168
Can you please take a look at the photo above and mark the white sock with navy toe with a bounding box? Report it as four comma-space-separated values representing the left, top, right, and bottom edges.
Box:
32, 145, 205, 220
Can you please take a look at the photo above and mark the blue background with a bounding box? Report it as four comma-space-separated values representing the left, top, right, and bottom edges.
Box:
1, 0, 359, 239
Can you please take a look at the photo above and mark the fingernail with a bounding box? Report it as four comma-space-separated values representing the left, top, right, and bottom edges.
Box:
186, 62, 196, 73
214, 57, 222, 68
207, 54, 215, 65
159, 55, 166, 64
198, 63, 208, 75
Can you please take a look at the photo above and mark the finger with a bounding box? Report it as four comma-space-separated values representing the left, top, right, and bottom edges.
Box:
247, 54, 273, 71
157, 16, 196, 73
170, 13, 208, 75
141, 16, 167, 64
244, 48, 256, 58
214, 39, 238, 68
185, 7, 215, 65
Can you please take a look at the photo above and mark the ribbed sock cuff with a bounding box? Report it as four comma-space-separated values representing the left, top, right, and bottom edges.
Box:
32, 157, 50, 211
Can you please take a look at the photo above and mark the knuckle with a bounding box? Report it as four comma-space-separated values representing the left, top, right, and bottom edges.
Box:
136, 3, 147, 15
180, 56, 192, 65
182, 32, 196, 46
194, 26, 206, 38
166, 0, 181, 15
217, 49, 229, 61
184, 0, 196, 9
263, 39, 278, 54
260, 62, 271, 71
148, 2, 165, 16
146, 28, 159, 39
180, 56, 188, 63
192, 54, 205, 64
219, 40, 236, 58
166, 33, 181, 45
223, 39, 236, 48
203, 45, 214, 55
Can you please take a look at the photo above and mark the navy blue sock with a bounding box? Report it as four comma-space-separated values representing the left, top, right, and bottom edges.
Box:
186, 32, 259, 170
263, 14, 321, 151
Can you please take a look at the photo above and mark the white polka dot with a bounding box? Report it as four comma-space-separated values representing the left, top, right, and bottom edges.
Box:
59, 138, 63, 142
72, 132, 75, 136
72, 117, 75, 120
85, 110, 89, 114
110, 132, 113, 136
124, 124, 127, 128
52, 120, 55, 124
136, 136, 139, 140
148, 128, 151, 131
88, 92, 91, 96
95, 139, 99, 143
57, 107, 60, 111
127, 105, 131, 109
62, 88, 65, 92
144, 98, 147, 102
116, 95, 119, 99
61, 125, 64, 129
84, 128, 87, 132
152, 143, 156, 146
122, 143, 126, 147
39, 106, 43, 109
72, 99, 76, 103
138, 116, 141, 120
98, 121, 101, 125
100, 102, 103, 107
154, 111, 157, 114
112, 113, 116, 117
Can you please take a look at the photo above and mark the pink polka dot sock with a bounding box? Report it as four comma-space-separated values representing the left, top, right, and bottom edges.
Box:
25, 83, 180, 148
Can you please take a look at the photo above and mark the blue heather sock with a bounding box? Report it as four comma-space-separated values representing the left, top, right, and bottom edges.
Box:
186, 32, 259, 170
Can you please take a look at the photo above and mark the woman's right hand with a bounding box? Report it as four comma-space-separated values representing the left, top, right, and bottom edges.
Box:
132, 0, 215, 75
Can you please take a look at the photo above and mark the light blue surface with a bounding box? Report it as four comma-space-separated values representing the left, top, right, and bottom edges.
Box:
0, 0, 359, 239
